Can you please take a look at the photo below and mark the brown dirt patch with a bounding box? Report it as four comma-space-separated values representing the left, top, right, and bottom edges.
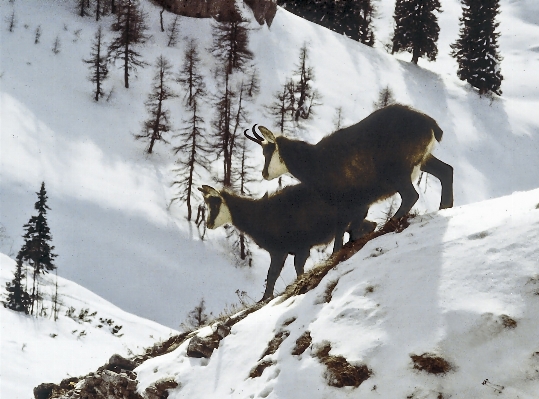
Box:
411, 353, 453, 375
259, 330, 290, 360
500, 314, 517, 329
315, 343, 372, 388
323, 280, 339, 303
291, 331, 312, 356
249, 360, 275, 378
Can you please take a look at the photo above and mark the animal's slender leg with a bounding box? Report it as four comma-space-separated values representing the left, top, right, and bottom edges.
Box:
293, 249, 310, 276
392, 178, 420, 220
261, 252, 288, 301
332, 215, 348, 253
421, 155, 454, 209
348, 207, 376, 242
350, 220, 377, 241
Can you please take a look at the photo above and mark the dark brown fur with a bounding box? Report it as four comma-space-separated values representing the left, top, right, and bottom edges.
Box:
202, 184, 342, 300
257, 104, 453, 251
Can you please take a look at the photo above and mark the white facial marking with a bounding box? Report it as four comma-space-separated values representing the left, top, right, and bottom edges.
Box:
212, 200, 232, 229
266, 148, 289, 180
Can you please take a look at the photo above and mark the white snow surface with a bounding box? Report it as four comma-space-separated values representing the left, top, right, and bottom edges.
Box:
0, 253, 177, 399
0, 0, 538, 397
135, 188, 539, 398
1, 0, 539, 328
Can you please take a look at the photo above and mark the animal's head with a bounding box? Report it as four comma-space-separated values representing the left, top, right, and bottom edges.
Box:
198, 185, 232, 229
244, 125, 289, 180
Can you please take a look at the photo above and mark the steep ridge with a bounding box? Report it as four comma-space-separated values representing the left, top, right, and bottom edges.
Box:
41, 189, 539, 399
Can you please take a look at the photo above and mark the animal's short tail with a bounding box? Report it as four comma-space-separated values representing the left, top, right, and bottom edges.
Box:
432, 123, 443, 142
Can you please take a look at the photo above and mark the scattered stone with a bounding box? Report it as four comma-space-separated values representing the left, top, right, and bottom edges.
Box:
214, 322, 231, 339
34, 383, 56, 399
144, 377, 179, 399
186, 334, 220, 358
106, 354, 137, 372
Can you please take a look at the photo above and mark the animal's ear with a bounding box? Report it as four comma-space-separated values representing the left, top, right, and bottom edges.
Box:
258, 126, 276, 143
198, 185, 220, 198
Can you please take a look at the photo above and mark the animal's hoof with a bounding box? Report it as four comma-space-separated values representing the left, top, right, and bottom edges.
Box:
350, 220, 377, 241
258, 295, 273, 303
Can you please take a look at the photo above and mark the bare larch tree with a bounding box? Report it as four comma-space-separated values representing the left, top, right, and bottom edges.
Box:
107, 0, 149, 88
136, 55, 176, 154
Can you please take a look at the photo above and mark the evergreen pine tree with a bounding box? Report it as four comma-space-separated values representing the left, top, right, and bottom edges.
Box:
335, 0, 376, 46
108, 0, 149, 88
211, 17, 253, 75
84, 26, 109, 101
391, 0, 442, 64
18, 182, 57, 316
450, 0, 503, 95
4, 255, 31, 314
136, 55, 176, 154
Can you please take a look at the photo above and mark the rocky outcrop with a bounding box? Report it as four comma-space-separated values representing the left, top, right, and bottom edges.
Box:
244, 0, 277, 26
159, 0, 277, 26
36, 355, 142, 399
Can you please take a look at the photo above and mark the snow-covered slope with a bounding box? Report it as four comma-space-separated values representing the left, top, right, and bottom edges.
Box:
1, 0, 538, 330
135, 189, 539, 399
0, 253, 176, 399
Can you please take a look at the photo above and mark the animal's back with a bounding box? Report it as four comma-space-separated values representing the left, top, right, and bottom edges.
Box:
245, 185, 338, 253
308, 105, 441, 197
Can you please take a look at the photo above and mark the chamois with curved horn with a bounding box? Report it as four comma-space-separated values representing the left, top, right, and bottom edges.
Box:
198, 184, 342, 301
246, 104, 454, 251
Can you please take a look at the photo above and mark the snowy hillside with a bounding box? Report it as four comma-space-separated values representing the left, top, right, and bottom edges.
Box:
0, 253, 176, 399
133, 188, 539, 399
1, 0, 539, 330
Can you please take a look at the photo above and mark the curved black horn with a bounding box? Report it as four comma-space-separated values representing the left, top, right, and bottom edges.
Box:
244, 127, 263, 146
252, 124, 265, 142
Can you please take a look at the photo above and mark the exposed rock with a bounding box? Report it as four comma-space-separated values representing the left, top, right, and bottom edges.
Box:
144, 377, 179, 399
159, 0, 277, 26
214, 322, 231, 339
34, 383, 56, 399
244, 0, 277, 26
186, 334, 220, 358
106, 354, 137, 372
39, 355, 141, 399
